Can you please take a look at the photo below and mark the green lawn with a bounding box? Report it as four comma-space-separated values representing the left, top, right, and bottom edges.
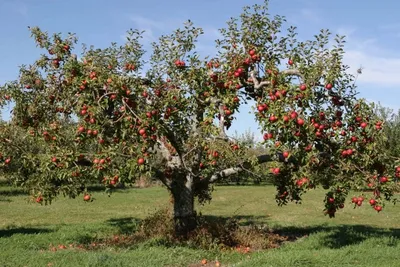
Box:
0, 185, 399, 267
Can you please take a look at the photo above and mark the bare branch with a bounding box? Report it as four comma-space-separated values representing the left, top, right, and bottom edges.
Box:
280, 69, 304, 81
154, 169, 172, 189
208, 153, 274, 183
218, 103, 229, 140
250, 70, 270, 89
97, 91, 117, 104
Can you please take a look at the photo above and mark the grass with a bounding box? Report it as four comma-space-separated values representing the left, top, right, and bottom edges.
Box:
0, 185, 399, 267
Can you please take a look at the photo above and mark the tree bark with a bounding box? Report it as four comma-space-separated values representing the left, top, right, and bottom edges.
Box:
170, 176, 196, 237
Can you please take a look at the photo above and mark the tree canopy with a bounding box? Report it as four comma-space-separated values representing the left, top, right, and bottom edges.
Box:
0, 0, 398, 235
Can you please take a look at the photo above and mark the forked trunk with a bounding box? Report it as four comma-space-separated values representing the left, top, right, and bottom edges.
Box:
170, 178, 196, 237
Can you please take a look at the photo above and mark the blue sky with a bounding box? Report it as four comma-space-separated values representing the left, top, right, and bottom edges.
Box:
1, 0, 400, 138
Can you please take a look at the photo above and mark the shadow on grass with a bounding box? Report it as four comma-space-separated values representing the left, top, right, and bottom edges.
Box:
274, 224, 400, 249
0, 197, 12, 202
0, 187, 28, 196
0, 184, 133, 197
69, 212, 400, 251
0, 227, 53, 238
106, 217, 141, 234
200, 214, 270, 227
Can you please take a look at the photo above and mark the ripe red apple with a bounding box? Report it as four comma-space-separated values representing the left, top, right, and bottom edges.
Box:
282, 151, 289, 158
263, 133, 273, 140
51, 157, 57, 163
137, 158, 145, 165
360, 122, 367, 129
328, 197, 335, 204
374, 205, 382, 212
325, 83, 333, 90
299, 84, 307, 91
83, 194, 91, 201
379, 176, 388, 183
139, 129, 146, 135
283, 115, 289, 123
297, 118, 305, 126
272, 168, 280, 175
288, 59, 293, 65
369, 199, 376, 206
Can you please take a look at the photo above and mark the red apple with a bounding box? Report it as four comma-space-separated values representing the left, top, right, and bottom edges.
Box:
374, 205, 382, 212
379, 176, 388, 183
83, 194, 91, 201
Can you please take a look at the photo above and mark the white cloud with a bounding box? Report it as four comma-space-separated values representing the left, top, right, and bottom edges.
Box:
335, 28, 400, 87
344, 49, 400, 86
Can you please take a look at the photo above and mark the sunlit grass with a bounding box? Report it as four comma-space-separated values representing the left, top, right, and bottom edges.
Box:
0, 185, 399, 267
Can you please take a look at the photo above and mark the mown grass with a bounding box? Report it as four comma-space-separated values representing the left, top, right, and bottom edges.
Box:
0, 185, 399, 267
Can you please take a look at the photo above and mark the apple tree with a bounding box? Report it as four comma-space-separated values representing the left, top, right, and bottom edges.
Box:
0, 1, 398, 235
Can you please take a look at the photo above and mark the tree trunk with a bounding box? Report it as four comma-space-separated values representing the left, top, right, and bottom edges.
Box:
170, 178, 196, 237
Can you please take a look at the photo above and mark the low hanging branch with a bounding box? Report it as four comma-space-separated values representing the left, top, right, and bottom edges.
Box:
207, 153, 275, 183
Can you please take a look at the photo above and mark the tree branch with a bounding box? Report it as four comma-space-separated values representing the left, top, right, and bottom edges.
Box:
217, 103, 229, 140
157, 138, 182, 168
207, 153, 274, 183
250, 70, 270, 89
154, 169, 172, 189
280, 69, 304, 81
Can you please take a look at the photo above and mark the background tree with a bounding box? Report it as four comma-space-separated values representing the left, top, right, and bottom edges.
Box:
374, 104, 400, 158
0, 1, 397, 236
374, 103, 400, 182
